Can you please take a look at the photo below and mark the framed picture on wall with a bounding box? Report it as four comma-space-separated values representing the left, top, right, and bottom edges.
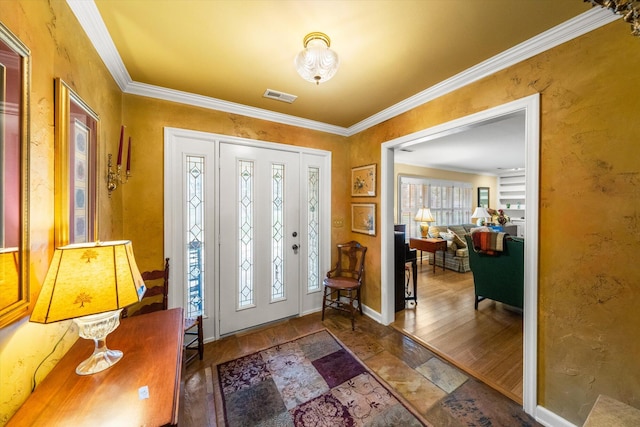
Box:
478, 187, 489, 208
351, 203, 376, 235
0, 21, 31, 328
351, 163, 376, 197
54, 78, 99, 245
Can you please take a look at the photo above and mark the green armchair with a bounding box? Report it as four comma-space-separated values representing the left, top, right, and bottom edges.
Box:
464, 234, 524, 310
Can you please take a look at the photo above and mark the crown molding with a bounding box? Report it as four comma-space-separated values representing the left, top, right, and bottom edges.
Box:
346, 8, 618, 136
68, 2, 617, 137
67, 0, 132, 91
127, 82, 350, 136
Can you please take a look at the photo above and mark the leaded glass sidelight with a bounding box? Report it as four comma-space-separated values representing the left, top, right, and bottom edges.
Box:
307, 167, 320, 292
238, 160, 254, 308
271, 164, 285, 301
186, 156, 205, 317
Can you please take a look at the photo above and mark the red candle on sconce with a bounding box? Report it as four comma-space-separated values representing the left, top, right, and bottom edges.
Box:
126, 136, 131, 173
117, 125, 124, 166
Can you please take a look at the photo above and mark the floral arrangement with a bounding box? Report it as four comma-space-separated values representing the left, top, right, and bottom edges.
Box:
487, 208, 510, 225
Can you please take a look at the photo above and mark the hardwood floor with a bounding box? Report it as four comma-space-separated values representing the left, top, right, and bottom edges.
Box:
392, 257, 524, 403
180, 309, 531, 426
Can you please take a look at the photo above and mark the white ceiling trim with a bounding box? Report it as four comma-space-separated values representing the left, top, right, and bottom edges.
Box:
67, 0, 132, 91
349, 8, 617, 136
126, 81, 349, 136
68, 1, 617, 137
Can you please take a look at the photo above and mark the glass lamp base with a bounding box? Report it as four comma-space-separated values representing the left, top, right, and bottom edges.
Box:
76, 348, 123, 375
73, 309, 124, 376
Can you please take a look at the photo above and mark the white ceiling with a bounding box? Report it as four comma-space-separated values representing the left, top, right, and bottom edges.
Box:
394, 112, 525, 175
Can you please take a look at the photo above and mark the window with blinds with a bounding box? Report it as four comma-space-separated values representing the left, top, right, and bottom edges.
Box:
398, 176, 472, 238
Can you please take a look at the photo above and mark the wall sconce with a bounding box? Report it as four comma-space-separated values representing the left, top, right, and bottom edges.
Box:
107, 126, 131, 196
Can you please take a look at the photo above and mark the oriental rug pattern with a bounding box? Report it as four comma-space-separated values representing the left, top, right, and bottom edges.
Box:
215, 329, 427, 426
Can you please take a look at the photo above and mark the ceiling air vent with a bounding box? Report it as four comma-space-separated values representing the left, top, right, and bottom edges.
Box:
263, 89, 297, 104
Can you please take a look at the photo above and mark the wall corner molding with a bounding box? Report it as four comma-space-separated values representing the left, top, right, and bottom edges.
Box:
69, 2, 618, 137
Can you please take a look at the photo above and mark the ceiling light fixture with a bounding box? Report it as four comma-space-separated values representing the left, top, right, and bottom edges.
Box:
295, 32, 339, 85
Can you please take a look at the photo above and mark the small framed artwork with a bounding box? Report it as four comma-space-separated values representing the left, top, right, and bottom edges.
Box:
351, 203, 376, 235
351, 163, 376, 197
54, 78, 99, 245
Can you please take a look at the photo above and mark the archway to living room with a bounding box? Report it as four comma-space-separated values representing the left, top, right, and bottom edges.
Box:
379, 94, 540, 416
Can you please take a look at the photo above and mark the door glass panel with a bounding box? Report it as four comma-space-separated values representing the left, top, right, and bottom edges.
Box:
186, 155, 204, 317
271, 163, 284, 301
307, 167, 320, 292
238, 160, 254, 308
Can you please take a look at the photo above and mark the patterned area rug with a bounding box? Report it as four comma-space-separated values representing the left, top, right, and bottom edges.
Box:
214, 329, 428, 426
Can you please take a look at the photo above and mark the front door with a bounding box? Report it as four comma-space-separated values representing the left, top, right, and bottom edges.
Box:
219, 143, 300, 335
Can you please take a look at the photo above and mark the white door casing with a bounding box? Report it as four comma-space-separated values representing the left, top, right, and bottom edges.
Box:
380, 94, 540, 416
164, 128, 217, 338
164, 128, 331, 342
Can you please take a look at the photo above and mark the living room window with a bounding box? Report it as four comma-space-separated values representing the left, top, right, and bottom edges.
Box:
398, 176, 472, 238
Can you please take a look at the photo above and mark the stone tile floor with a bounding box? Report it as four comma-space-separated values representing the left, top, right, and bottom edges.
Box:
182, 311, 541, 426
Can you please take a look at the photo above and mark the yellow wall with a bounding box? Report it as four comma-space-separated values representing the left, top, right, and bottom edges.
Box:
120, 95, 350, 273
0, 1, 124, 423
357, 21, 640, 425
1, 1, 640, 425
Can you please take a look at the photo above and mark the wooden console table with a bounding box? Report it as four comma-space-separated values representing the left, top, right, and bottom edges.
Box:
8, 308, 184, 426
410, 238, 447, 273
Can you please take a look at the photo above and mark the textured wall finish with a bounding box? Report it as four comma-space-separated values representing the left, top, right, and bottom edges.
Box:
358, 21, 640, 426
1, 1, 639, 425
121, 95, 349, 274
0, 0, 123, 423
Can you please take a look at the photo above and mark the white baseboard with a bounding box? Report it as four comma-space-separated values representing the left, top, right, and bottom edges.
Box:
361, 304, 382, 324
300, 307, 322, 317
536, 405, 578, 427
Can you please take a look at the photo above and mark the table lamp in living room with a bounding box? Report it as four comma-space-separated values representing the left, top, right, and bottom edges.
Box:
414, 208, 435, 238
471, 206, 491, 226
30, 240, 146, 375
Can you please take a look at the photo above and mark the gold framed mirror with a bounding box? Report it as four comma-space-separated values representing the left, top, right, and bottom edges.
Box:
54, 78, 99, 246
0, 22, 30, 328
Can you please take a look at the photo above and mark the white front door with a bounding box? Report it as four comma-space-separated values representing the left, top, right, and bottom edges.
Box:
218, 143, 300, 335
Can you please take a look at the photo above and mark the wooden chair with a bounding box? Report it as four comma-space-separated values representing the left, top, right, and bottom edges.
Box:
322, 241, 367, 330
122, 258, 204, 364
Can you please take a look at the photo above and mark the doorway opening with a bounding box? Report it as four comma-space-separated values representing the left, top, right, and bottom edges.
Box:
380, 94, 540, 415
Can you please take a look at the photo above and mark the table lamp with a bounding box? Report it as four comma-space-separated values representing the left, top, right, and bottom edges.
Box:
31, 241, 146, 375
414, 208, 435, 238
471, 206, 490, 226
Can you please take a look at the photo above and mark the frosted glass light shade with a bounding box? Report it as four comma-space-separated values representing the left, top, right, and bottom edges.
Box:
295, 32, 339, 85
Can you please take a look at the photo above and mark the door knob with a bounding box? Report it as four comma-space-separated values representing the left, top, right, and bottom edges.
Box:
292, 244, 299, 254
